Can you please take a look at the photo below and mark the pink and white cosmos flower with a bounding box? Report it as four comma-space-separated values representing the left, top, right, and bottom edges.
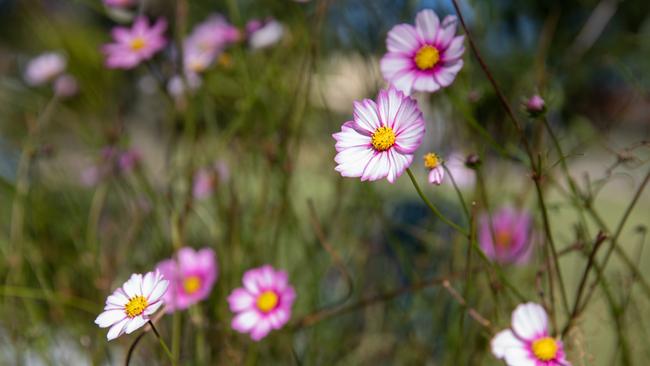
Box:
227, 265, 296, 341
24, 52, 66, 86
102, 17, 168, 69
479, 207, 534, 265
333, 86, 426, 183
94, 270, 169, 341
492, 303, 571, 366
380, 9, 465, 95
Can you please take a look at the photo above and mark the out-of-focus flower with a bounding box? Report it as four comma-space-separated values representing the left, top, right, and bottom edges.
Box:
102, 17, 167, 69
103, 0, 135, 7
525, 94, 546, 117
247, 19, 284, 49
491, 303, 571, 366
94, 270, 168, 341
24, 52, 66, 86
54, 74, 78, 98
479, 206, 534, 265
423, 152, 444, 185
118, 149, 141, 172
80, 146, 140, 186
192, 168, 216, 200
333, 86, 425, 183
380, 9, 465, 95
445, 152, 475, 188
183, 15, 239, 74
227, 265, 296, 341
156, 247, 217, 313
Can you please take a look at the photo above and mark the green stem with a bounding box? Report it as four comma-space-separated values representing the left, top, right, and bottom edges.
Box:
148, 321, 176, 365
405, 168, 467, 236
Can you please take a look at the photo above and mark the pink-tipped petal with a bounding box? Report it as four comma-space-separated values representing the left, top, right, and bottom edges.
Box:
415, 9, 440, 44
232, 310, 261, 333
228, 288, 256, 312
250, 320, 272, 341
386, 24, 420, 53
511, 302, 548, 341
352, 99, 381, 134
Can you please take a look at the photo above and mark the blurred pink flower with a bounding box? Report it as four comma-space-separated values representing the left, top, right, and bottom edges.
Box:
118, 149, 141, 172
54, 74, 78, 97
445, 152, 475, 188
103, 0, 135, 7
94, 270, 168, 341
247, 19, 284, 49
156, 247, 218, 313
333, 86, 425, 183
192, 168, 216, 200
525, 94, 546, 117
479, 207, 534, 265
492, 303, 570, 366
102, 17, 167, 69
24, 52, 66, 86
423, 152, 444, 185
183, 15, 239, 73
380, 9, 465, 95
227, 265, 296, 341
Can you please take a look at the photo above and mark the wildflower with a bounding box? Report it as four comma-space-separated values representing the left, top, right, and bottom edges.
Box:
525, 94, 546, 117
491, 302, 571, 366
24, 52, 66, 86
102, 17, 167, 69
333, 86, 426, 183
445, 152, 475, 188
227, 265, 296, 341
54, 74, 78, 98
423, 152, 444, 185
118, 149, 141, 173
103, 0, 135, 7
193, 168, 216, 200
156, 247, 218, 312
479, 207, 534, 265
183, 15, 239, 73
380, 9, 465, 95
247, 19, 284, 49
95, 270, 168, 341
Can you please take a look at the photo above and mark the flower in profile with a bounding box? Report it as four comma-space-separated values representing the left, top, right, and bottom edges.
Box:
227, 265, 296, 341
54, 74, 78, 98
525, 94, 546, 117
183, 15, 239, 74
333, 86, 425, 183
423, 152, 444, 185
156, 247, 218, 312
479, 207, 534, 265
102, 17, 167, 69
103, 0, 135, 7
118, 149, 141, 173
247, 19, 284, 49
380, 9, 465, 95
95, 270, 168, 340
492, 302, 571, 366
24, 52, 66, 86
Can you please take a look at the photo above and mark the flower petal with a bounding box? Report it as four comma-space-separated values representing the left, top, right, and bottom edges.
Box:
124, 315, 147, 334
95, 310, 126, 328
123, 274, 142, 298
148, 279, 169, 303
412, 74, 441, 93
386, 149, 412, 183
250, 319, 272, 341
228, 288, 256, 312
352, 99, 381, 134
442, 35, 465, 61
386, 24, 420, 53
511, 302, 548, 341
433, 60, 463, 88
435, 15, 459, 49
232, 310, 261, 333
106, 317, 129, 341
361, 151, 390, 182
376, 87, 405, 129
415, 9, 440, 44
334, 145, 375, 178
491, 329, 525, 359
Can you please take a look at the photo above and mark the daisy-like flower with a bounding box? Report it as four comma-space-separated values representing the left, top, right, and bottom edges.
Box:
156, 247, 218, 312
333, 86, 425, 183
183, 15, 240, 73
102, 17, 167, 69
95, 270, 169, 341
380, 9, 465, 95
423, 152, 444, 185
24, 52, 66, 86
227, 265, 296, 341
492, 302, 571, 366
479, 206, 534, 265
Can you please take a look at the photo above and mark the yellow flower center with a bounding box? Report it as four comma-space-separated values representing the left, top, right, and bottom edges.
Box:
414, 45, 440, 70
423, 153, 440, 169
371, 126, 396, 151
256, 291, 279, 313
495, 229, 512, 249
124, 295, 148, 318
130, 37, 146, 51
183, 276, 202, 294
532, 337, 558, 361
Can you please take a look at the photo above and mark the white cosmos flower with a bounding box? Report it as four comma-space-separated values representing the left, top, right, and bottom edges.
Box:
95, 270, 169, 340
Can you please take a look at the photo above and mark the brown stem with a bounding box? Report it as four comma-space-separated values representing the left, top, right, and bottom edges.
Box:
442, 280, 494, 332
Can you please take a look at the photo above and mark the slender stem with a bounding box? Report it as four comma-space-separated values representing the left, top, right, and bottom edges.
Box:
442, 280, 494, 332
443, 163, 470, 222
148, 321, 176, 365
405, 168, 467, 236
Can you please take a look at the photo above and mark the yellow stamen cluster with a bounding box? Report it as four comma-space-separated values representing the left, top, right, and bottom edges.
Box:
423, 153, 441, 169
183, 276, 202, 294
130, 37, 146, 51
124, 295, 148, 318
532, 337, 558, 361
371, 126, 396, 151
256, 291, 279, 313
414, 45, 440, 70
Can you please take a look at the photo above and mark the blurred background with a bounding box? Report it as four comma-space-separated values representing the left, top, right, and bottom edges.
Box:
0, 0, 648, 364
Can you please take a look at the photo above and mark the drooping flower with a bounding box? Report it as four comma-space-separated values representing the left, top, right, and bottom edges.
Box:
227, 265, 296, 341
24, 52, 66, 86
380, 9, 465, 95
491, 302, 571, 366
479, 206, 534, 265
445, 152, 475, 188
156, 247, 218, 313
247, 19, 284, 49
525, 94, 546, 117
95, 270, 168, 341
333, 86, 426, 183
423, 152, 444, 185
54, 74, 78, 98
102, 17, 167, 69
